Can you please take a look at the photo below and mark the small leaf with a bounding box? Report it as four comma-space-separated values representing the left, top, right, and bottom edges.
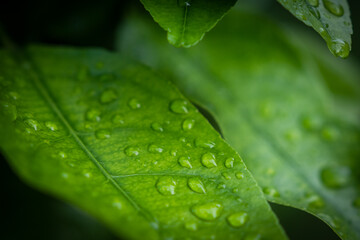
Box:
0, 46, 287, 239
117, 9, 360, 240
277, 0, 352, 58
139, 0, 237, 47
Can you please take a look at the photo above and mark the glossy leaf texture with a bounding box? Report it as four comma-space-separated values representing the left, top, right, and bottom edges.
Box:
116, 9, 360, 240
0, 46, 287, 240
277, 0, 352, 58
139, 0, 237, 47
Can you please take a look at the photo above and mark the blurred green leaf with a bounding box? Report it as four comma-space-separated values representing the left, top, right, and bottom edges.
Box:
0, 46, 287, 240
139, 0, 236, 47
277, 0, 352, 58
116, 9, 360, 240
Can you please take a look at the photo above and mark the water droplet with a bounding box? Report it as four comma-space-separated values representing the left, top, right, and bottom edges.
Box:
217, 183, 226, 189
201, 153, 217, 168
302, 116, 318, 130
227, 212, 249, 227
86, 108, 101, 122
195, 138, 215, 149
45, 121, 58, 131
1, 101, 17, 121
263, 187, 280, 197
309, 7, 321, 19
170, 150, 177, 156
178, 0, 191, 7
83, 172, 91, 178
266, 168, 275, 176
191, 202, 223, 221
184, 221, 197, 231
188, 178, 206, 194
25, 119, 40, 131
307, 194, 324, 208
169, 99, 189, 114
178, 156, 192, 169
235, 172, 244, 179
112, 200, 122, 210
307, 0, 319, 7
232, 188, 239, 193
353, 197, 360, 209
124, 146, 139, 156
329, 39, 350, 58
224, 158, 234, 168
128, 98, 141, 109
151, 122, 164, 132
61, 172, 69, 179
182, 118, 195, 131
148, 144, 163, 153
222, 172, 231, 180
320, 166, 351, 189
58, 151, 67, 158
156, 176, 176, 195
100, 89, 117, 104
112, 114, 124, 124
95, 129, 111, 139
323, 0, 344, 16
8, 91, 20, 100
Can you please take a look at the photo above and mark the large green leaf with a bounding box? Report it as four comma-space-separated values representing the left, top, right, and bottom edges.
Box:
0, 45, 287, 240
116, 9, 360, 240
139, 0, 237, 47
277, 0, 352, 58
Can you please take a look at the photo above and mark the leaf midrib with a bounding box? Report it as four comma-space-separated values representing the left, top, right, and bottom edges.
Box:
22, 52, 158, 227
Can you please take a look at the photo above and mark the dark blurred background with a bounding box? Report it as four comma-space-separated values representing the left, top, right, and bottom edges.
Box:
0, 0, 359, 239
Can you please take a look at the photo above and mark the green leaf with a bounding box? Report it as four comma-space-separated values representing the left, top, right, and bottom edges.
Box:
0, 45, 287, 240
116, 9, 360, 240
139, 0, 237, 47
277, 0, 352, 58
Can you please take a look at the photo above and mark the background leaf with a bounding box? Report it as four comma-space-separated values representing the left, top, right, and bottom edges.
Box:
139, 0, 237, 47
116, 8, 360, 240
0, 45, 287, 240
276, 0, 352, 58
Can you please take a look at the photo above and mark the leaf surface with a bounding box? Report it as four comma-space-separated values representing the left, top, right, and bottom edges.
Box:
116, 10, 360, 240
277, 0, 352, 58
139, 0, 237, 47
0, 45, 287, 240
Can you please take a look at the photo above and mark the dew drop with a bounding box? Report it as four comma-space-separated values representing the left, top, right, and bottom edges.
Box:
217, 183, 226, 189
320, 166, 351, 189
112, 200, 122, 210
184, 221, 197, 231
178, 0, 191, 7
232, 188, 239, 193
307, 0, 319, 7
151, 122, 164, 132
58, 151, 67, 159
244, 234, 262, 240
302, 116, 318, 130
224, 158, 234, 168
95, 129, 111, 139
8, 91, 20, 100
182, 118, 195, 131
227, 212, 249, 227
235, 172, 244, 179
124, 146, 139, 156
148, 144, 163, 153
222, 172, 231, 180
309, 7, 321, 19
191, 202, 223, 221
112, 114, 124, 124
195, 138, 215, 149
156, 176, 176, 196
1, 101, 17, 121
100, 89, 117, 104
178, 156, 192, 169
323, 0, 344, 16
329, 39, 350, 58
263, 187, 280, 197
25, 119, 40, 131
188, 178, 206, 194
86, 108, 101, 122
169, 99, 189, 114
201, 153, 217, 168
128, 98, 141, 109
45, 121, 58, 131
307, 194, 325, 208
61, 172, 69, 179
